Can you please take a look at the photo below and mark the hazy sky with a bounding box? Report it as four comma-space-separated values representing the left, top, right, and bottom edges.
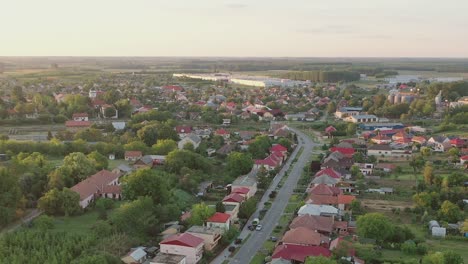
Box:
1, 0, 467, 57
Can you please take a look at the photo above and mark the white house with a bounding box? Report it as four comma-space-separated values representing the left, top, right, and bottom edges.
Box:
70, 170, 122, 208
344, 115, 378, 123
178, 134, 202, 150
206, 212, 231, 232
159, 233, 204, 264
428, 136, 452, 152
297, 204, 339, 217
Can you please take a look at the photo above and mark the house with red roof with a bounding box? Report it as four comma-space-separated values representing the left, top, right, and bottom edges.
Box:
159, 233, 204, 264
270, 144, 288, 157
254, 156, 280, 171
308, 184, 342, 196
231, 187, 251, 198
325, 126, 337, 136
175, 126, 192, 138
330, 147, 355, 158
450, 138, 466, 148
281, 227, 330, 247
460, 155, 468, 166
222, 193, 245, 204
371, 134, 392, 145
65, 120, 92, 132
272, 244, 331, 263
215, 128, 230, 140
315, 168, 341, 179
72, 113, 89, 121
289, 215, 334, 235
125, 151, 143, 162
71, 170, 122, 208
206, 212, 231, 232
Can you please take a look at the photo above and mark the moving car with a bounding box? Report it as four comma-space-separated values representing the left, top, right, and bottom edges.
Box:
255, 224, 263, 231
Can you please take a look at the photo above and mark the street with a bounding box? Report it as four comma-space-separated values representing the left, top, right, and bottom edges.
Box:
211, 127, 318, 264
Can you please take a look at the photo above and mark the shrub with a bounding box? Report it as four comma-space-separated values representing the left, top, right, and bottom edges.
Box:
401, 240, 417, 255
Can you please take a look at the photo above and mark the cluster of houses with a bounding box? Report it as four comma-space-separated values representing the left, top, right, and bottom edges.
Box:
116, 124, 292, 264
268, 148, 365, 263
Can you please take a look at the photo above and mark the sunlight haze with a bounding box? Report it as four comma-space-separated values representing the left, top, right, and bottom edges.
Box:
1, 0, 467, 57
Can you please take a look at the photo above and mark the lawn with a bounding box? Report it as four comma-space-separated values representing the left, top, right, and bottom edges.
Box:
251, 253, 266, 264
53, 211, 100, 234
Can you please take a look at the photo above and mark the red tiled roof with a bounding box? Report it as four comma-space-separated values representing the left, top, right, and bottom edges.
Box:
175, 126, 192, 134
207, 212, 230, 223
160, 233, 203, 248
125, 151, 143, 157
330, 147, 355, 156
272, 244, 331, 262
232, 187, 250, 195
460, 155, 468, 161
450, 138, 465, 147
223, 193, 244, 203
281, 227, 330, 246
270, 144, 288, 152
315, 168, 341, 179
72, 113, 88, 118
71, 170, 121, 200
65, 121, 92, 127
308, 184, 342, 196
215, 128, 229, 135
337, 195, 356, 204
289, 215, 334, 233
325, 126, 337, 133
307, 195, 338, 205
101, 185, 121, 194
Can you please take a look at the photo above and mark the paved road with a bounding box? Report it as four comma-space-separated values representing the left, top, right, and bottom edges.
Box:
211, 127, 318, 264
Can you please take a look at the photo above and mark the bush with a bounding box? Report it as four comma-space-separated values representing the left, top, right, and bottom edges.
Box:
33, 215, 55, 230
416, 243, 428, 255
401, 240, 417, 255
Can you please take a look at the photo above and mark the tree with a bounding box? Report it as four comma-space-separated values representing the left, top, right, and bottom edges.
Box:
448, 147, 460, 162
33, 215, 55, 230
226, 152, 253, 177
137, 124, 159, 147
305, 256, 337, 264
183, 142, 195, 152
62, 152, 97, 184
422, 252, 445, 264
87, 151, 108, 170
216, 201, 226, 213
421, 147, 431, 157
438, 200, 463, 223
353, 152, 364, 163
327, 101, 336, 114
38, 188, 80, 216
356, 213, 394, 244
0, 168, 21, 227
238, 197, 258, 219
189, 203, 215, 226
423, 162, 434, 186
122, 168, 171, 205
441, 251, 463, 264
346, 123, 357, 136
152, 139, 177, 155
409, 155, 425, 174
350, 200, 364, 215
248, 135, 271, 159
110, 196, 157, 236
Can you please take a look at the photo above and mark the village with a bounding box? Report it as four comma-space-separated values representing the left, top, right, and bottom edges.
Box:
0, 60, 467, 264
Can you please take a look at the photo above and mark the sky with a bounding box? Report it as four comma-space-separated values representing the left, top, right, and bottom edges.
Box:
1, 0, 467, 57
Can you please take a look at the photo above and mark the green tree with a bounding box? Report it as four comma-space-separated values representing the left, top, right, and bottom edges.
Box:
305, 256, 337, 264
87, 151, 108, 170
110, 196, 157, 236
62, 152, 97, 184
238, 197, 258, 219
441, 251, 464, 264
0, 168, 21, 227
346, 123, 357, 136
356, 213, 394, 244
137, 124, 159, 146
122, 168, 171, 205
152, 139, 177, 155
216, 201, 226, 213
38, 188, 80, 216
226, 152, 253, 177
423, 162, 434, 186
422, 252, 445, 264
438, 200, 463, 223
421, 147, 431, 157
188, 203, 215, 226
327, 101, 336, 114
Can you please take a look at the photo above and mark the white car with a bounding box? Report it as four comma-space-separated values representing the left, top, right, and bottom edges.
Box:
255, 224, 263, 231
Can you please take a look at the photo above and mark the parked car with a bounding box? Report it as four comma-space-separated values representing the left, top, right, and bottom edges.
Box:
248, 225, 255, 231
270, 236, 278, 242
256, 224, 263, 231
